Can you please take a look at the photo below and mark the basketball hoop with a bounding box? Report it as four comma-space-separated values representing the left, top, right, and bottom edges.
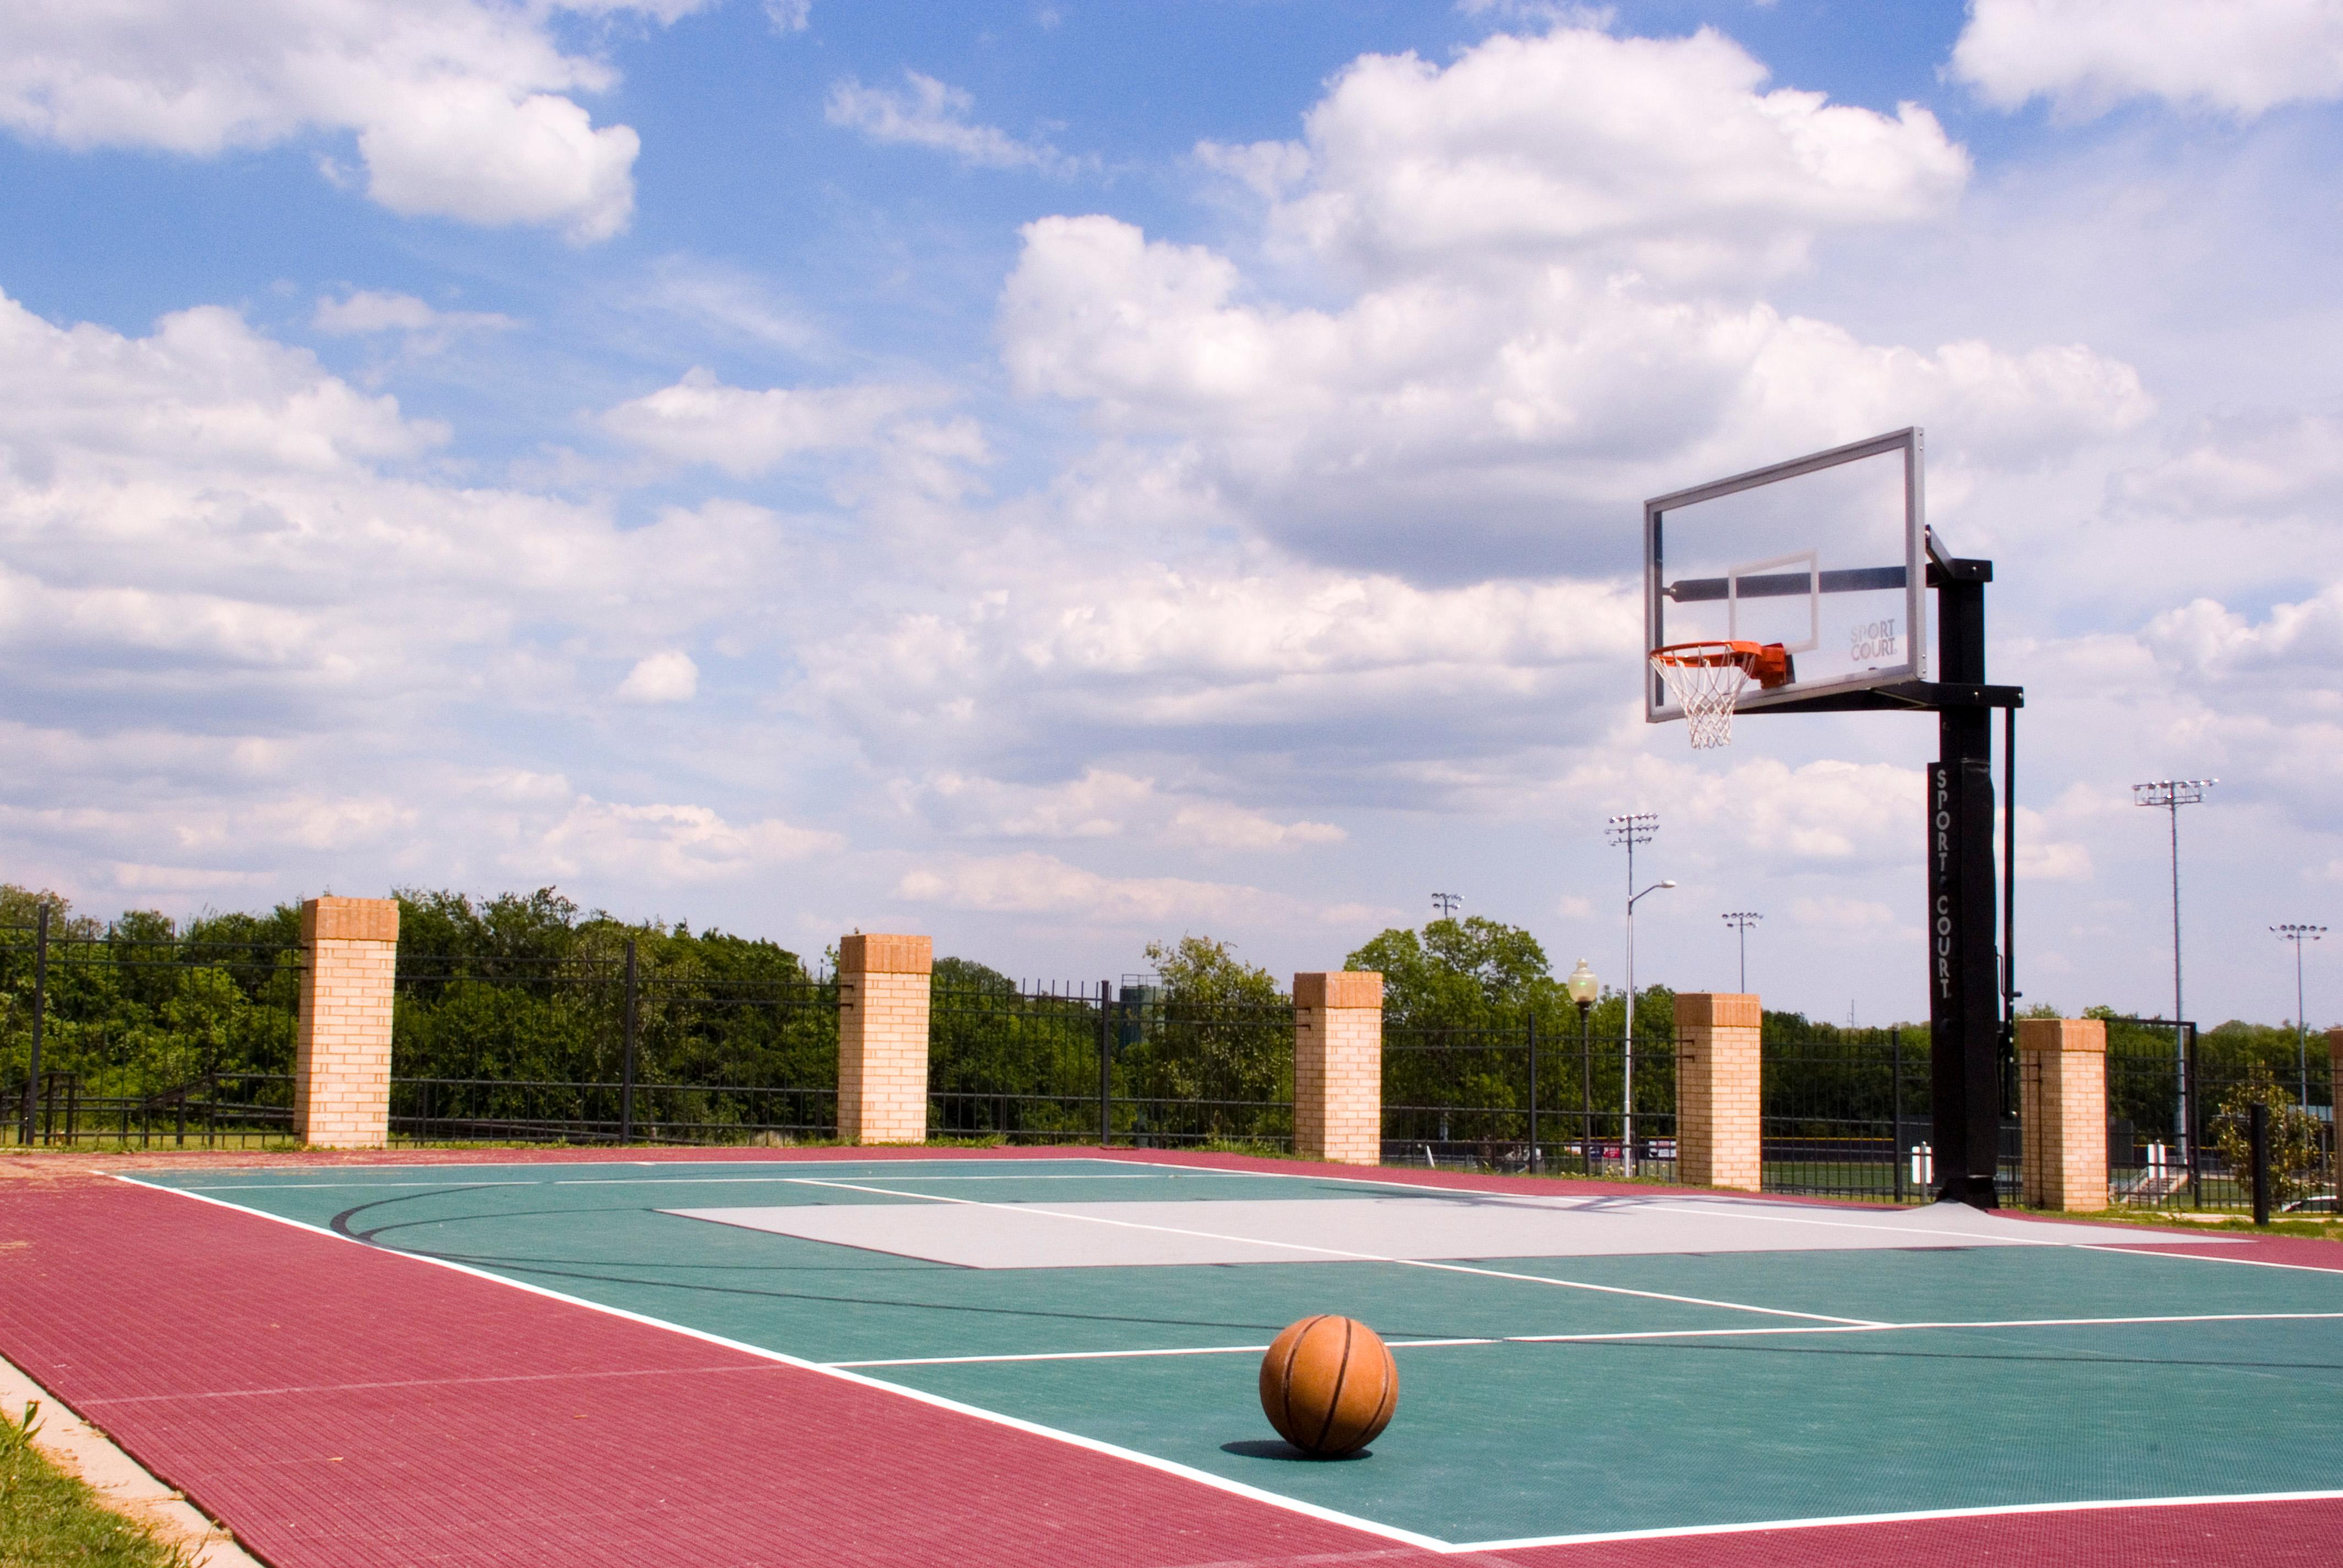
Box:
1649, 641, 1791, 749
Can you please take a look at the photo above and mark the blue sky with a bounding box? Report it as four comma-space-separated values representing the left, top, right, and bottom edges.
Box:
2, 0, 2339, 1028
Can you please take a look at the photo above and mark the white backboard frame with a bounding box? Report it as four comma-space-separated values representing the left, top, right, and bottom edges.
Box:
1644, 427, 1927, 725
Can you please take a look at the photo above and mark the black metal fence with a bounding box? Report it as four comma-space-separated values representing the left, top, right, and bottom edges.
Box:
2106, 1017, 2336, 1212
927, 980, 1293, 1147
1381, 1019, 1677, 1182
5, 915, 302, 1148
390, 944, 838, 1144
15, 1070, 293, 1149
1759, 1023, 2029, 1203
1762, 1025, 1932, 1201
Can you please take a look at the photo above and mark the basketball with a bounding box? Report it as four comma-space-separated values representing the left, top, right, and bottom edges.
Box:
1258, 1315, 1398, 1457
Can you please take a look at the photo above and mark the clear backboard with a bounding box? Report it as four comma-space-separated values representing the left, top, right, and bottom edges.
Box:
1644, 427, 1927, 727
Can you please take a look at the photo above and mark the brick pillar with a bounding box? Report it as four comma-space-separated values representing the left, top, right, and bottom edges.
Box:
2018, 1017, 2108, 1212
1675, 993, 1762, 1190
1293, 972, 1382, 1165
2330, 1028, 2342, 1104
294, 896, 399, 1148
838, 934, 933, 1145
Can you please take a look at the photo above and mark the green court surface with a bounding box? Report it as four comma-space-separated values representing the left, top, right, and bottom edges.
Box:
131, 1157, 2343, 1550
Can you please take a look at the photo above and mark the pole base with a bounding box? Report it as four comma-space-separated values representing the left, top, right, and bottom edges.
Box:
1935, 1173, 2000, 1210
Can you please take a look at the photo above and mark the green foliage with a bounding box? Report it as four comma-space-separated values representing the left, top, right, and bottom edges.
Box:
1129, 935, 1288, 1111
2, 886, 304, 1108
1, 1400, 197, 1566
1353, 917, 1677, 1149
1756, 1010, 1931, 1139
1350, 917, 1557, 1031
2209, 1061, 2326, 1205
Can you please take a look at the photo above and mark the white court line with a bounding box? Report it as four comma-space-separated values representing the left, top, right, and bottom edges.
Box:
1453, 1489, 2343, 1554
117, 1175, 1453, 1555
117, 1173, 2343, 1557
780, 1176, 1882, 1326
830, 1309, 2343, 1368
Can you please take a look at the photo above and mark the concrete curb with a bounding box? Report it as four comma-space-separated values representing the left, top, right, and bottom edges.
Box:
0, 1351, 266, 1567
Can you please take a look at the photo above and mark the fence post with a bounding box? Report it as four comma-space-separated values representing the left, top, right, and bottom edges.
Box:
836, 934, 933, 1145
2249, 1101, 2270, 1226
294, 897, 401, 1148
1527, 1015, 1540, 1173
20, 903, 47, 1146
620, 938, 640, 1145
1094, 979, 1113, 1148
2015, 1017, 2108, 1211
1293, 972, 1382, 1164
1675, 993, 1761, 1191
2174, 1022, 2193, 1209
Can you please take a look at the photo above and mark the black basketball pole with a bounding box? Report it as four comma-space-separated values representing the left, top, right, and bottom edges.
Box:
1928, 555, 2006, 1208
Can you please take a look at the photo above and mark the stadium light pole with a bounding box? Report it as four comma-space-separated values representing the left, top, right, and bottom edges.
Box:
2272, 925, 2325, 1109
1607, 813, 1658, 1174
1622, 878, 1675, 1177
1721, 911, 1762, 994
2135, 778, 2214, 1157
1431, 892, 1461, 918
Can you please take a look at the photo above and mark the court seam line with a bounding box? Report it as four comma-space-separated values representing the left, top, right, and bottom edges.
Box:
828, 1310, 2343, 1368
775, 1176, 1884, 1326
1451, 1487, 2343, 1553
113, 1175, 1458, 1555
74, 1363, 798, 1406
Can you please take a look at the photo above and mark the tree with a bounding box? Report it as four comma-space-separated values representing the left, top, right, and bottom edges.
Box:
2209, 1061, 2325, 1206
1348, 917, 1556, 1031
1123, 937, 1288, 1126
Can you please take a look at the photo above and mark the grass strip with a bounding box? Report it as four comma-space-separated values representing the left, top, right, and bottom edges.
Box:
1, 1401, 194, 1567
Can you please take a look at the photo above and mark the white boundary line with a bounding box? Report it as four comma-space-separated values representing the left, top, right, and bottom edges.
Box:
1454, 1488, 2343, 1552
112, 1166, 2343, 1556
831, 1309, 2343, 1368
771, 1175, 1879, 1325
115, 1175, 1451, 1554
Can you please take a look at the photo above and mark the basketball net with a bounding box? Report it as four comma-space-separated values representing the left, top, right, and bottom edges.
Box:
1650, 641, 1760, 749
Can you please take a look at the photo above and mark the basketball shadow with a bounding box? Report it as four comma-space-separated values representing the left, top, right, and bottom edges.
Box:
1220, 1440, 1372, 1462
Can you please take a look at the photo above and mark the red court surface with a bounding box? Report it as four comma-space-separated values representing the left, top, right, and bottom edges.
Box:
3, 1146, 2339, 1567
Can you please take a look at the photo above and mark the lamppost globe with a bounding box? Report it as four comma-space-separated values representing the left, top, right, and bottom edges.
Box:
1566, 959, 1599, 1010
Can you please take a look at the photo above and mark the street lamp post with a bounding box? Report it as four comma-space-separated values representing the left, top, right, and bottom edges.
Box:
1567, 959, 1599, 1176
2135, 778, 2215, 1156
1721, 911, 1761, 993
1623, 878, 1676, 1177
2272, 925, 2325, 1108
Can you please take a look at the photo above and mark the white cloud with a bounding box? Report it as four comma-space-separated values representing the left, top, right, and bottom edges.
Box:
896, 851, 1289, 925
808, 563, 1638, 778
533, 797, 840, 883
600, 367, 980, 480
312, 291, 516, 346
617, 650, 698, 704
998, 214, 2149, 570
1203, 24, 1969, 286
1950, 0, 2343, 119
764, 0, 812, 32
0, 289, 800, 738
0, 0, 705, 240
825, 70, 1081, 173
1789, 895, 1906, 933
909, 768, 1344, 849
